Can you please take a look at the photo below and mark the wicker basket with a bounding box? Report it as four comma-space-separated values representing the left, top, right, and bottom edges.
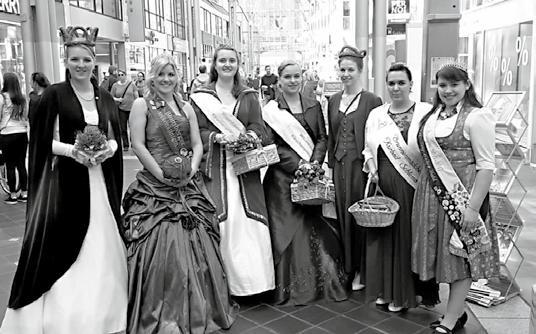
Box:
291, 179, 335, 205
348, 179, 399, 228
230, 144, 280, 175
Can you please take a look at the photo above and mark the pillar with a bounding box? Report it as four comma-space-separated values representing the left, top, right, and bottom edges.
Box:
355, 0, 369, 89
47, 0, 61, 83
372, 0, 387, 99
34, 0, 55, 82
20, 0, 34, 94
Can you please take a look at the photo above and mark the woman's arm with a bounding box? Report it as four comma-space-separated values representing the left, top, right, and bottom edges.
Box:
244, 93, 271, 145
311, 102, 327, 163
129, 97, 165, 181
183, 102, 202, 177
362, 114, 378, 182
461, 108, 496, 232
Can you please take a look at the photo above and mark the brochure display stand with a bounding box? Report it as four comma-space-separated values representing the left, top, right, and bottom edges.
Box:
468, 91, 527, 307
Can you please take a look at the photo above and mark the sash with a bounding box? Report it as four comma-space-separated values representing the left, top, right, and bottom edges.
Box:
419, 108, 491, 260
377, 107, 420, 189
190, 92, 245, 137
262, 100, 314, 161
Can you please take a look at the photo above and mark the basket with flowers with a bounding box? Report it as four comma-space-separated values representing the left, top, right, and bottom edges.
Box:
74, 125, 107, 156
227, 133, 279, 175
290, 161, 335, 205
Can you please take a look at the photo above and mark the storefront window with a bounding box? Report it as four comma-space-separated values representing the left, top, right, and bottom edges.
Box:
0, 24, 25, 92
69, 0, 122, 19
145, 0, 165, 32
170, 0, 186, 39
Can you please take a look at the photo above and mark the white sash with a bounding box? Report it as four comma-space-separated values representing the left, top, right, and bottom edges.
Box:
190, 92, 245, 137
262, 100, 314, 161
377, 109, 420, 189
423, 109, 490, 258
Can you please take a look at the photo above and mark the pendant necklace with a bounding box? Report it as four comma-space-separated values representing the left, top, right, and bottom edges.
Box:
72, 84, 94, 101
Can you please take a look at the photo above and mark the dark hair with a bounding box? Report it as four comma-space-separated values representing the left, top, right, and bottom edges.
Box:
386, 62, 412, 82
432, 66, 482, 111
31, 72, 51, 89
338, 45, 366, 71
199, 64, 207, 73
137, 71, 145, 79
265, 65, 271, 70
1, 72, 26, 120
210, 45, 246, 97
277, 60, 300, 77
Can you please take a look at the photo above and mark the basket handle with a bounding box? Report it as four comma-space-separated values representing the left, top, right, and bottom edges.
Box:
363, 176, 386, 200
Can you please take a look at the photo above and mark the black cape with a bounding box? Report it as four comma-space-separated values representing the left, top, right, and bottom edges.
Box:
8, 81, 123, 309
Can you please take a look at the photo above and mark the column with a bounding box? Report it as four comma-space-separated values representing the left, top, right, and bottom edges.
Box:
48, 0, 61, 83
529, 2, 536, 165
373, 0, 387, 99
20, 0, 34, 94
355, 0, 369, 89
34, 0, 55, 82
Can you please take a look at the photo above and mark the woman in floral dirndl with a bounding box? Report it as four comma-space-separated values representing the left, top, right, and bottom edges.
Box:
123, 54, 237, 333
363, 63, 438, 312
262, 60, 347, 305
412, 63, 500, 334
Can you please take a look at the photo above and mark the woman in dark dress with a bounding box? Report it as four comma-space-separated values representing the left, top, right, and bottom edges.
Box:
123, 54, 237, 333
262, 60, 347, 305
327, 46, 382, 290
363, 63, 437, 312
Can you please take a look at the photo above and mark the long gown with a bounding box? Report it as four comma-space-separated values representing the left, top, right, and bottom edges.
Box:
365, 109, 418, 308
264, 111, 347, 306
123, 99, 238, 334
0, 105, 127, 334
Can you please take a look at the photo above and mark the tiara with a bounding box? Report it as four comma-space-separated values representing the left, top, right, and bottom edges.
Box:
438, 62, 467, 73
59, 26, 99, 47
338, 47, 367, 59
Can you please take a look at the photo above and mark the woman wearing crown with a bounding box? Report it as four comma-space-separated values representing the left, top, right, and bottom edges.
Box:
327, 46, 382, 291
0, 27, 127, 333
412, 63, 500, 334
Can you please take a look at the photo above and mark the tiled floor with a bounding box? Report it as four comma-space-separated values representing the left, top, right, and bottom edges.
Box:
0, 158, 489, 333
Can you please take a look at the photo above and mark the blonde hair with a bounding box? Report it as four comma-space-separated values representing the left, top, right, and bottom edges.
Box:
145, 54, 183, 100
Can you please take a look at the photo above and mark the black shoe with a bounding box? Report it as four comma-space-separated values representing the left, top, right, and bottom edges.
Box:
433, 324, 453, 334
430, 312, 467, 330
4, 196, 18, 205
18, 194, 27, 203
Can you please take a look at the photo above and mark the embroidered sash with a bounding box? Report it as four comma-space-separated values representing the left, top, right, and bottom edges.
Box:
262, 100, 314, 161
419, 108, 491, 260
377, 107, 420, 189
145, 96, 188, 155
190, 92, 245, 137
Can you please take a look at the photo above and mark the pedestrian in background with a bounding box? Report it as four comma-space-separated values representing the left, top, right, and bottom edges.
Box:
189, 63, 210, 95
110, 69, 139, 151
261, 65, 278, 102
327, 45, 382, 291
0, 72, 28, 204
1, 26, 126, 333
28, 72, 50, 127
99, 65, 118, 92
135, 71, 145, 97
412, 63, 500, 334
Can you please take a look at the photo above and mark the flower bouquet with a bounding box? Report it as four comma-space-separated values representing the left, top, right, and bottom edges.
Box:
227, 133, 280, 175
290, 161, 335, 205
74, 125, 107, 156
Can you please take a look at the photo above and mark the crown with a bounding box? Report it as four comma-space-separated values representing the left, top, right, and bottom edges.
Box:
59, 26, 99, 47
338, 46, 367, 59
438, 62, 467, 73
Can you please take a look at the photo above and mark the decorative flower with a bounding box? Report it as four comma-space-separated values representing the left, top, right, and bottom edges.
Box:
74, 125, 107, 156
293, 161, 326, 184
226, 133, 261, 154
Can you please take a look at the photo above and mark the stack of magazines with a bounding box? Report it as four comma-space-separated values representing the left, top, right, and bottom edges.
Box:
467, 280, 505, 307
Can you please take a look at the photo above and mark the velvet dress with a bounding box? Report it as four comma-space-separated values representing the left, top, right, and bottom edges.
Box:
327, 90, 382, 277
263, 96, 348, 305
122, 98, 237, 334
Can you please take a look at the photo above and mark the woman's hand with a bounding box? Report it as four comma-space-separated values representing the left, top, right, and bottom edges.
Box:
461, 206, 480, 233
72, 148, 94, 167
369, 170, 379, 183
215, 133, 237, 145
92, 143, 115, 165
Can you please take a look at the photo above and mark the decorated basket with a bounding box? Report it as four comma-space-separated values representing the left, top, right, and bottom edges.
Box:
291, 179, 335, 205
348, 179, 399, 228
230, 144, 280, 175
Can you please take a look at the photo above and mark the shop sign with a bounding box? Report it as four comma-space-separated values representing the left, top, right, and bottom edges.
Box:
0, 0, 20, 15
387, 24, 406, 36
387, 0, 410, 23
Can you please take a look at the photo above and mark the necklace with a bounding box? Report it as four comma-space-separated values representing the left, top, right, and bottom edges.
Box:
438, 107, 458, 120
389, 102, 415, 115
72, 85, 94, 102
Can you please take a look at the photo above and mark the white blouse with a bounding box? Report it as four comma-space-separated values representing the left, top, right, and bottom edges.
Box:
435, 102, 496, 170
